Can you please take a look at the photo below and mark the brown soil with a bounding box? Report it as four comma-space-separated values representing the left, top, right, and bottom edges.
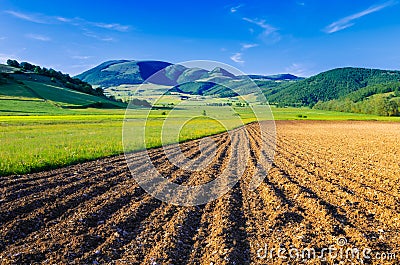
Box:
1, 121, 399, 264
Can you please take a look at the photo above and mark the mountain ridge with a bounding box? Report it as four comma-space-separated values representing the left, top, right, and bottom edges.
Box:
75, 60, 303, 87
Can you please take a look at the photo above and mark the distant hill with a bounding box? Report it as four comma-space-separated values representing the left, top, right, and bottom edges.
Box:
0, 62, 128, 115
75, 60, 173, 87
76, 60, 304, 88
266, 67, 400, 107
75, 60, 245, 87
242, 73, 303, 81
75, 60, 302, 97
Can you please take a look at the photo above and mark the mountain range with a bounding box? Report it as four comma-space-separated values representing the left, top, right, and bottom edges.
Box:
75, 60, 302, 87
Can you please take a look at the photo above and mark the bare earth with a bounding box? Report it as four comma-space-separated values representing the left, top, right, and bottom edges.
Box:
1, 121, 399, 264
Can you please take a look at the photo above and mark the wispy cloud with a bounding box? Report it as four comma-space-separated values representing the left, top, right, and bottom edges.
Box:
285, 63, 308, 76
243, 17, 277, 35
71, 55, 91, 60
55, 16, 72, 23
83, 30, 114, 42
230, 4, 244, 13
26, 34, 51, 41
243, 17, 281, 43
89, 22, 129, 32
4, 10, 48, 24
230, 52, 244, 63
324, 0, 397, 33
0, 37, 7, 40
229, 43, 257, 64
5, 10, 131, 33
241, 43, 258, 50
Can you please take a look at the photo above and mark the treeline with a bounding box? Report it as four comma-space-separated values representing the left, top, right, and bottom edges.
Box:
6, 59, 104, 97
314, 82, 400, 116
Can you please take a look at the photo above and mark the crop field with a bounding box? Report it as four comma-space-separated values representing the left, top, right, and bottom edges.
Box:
1, 120, 399, 264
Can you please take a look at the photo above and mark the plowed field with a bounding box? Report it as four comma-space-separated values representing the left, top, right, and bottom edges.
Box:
1, 121, 399, 264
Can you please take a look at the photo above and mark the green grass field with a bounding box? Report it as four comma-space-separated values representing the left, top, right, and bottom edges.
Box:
1, 104, 400, 176
0, 105, 263, 176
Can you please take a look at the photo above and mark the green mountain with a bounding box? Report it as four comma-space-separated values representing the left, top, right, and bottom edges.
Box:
75, 60, 242, 87
0, 62, 127, 115
75, 60, 303, 87
266, 67, 400, 106
75, 60, 302, 98
75, 60, 173, 86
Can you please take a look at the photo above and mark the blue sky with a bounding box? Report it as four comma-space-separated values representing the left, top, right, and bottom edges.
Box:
1, 0, 400, 76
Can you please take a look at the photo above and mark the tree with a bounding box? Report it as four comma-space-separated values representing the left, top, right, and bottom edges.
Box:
386, 100, 399, 116
6, 59, 20, 68
34, 66, 42, 74
20, 62, 35, 71
95, 87, 103, 95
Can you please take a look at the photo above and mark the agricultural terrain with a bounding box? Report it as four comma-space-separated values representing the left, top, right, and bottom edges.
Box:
1, 121, 399, 264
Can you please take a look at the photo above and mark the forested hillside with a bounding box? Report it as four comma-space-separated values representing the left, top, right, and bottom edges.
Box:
266, 67, 400, 107
5, 59, 104, 97
0, 60, 129, 114
314, 82, 400, 116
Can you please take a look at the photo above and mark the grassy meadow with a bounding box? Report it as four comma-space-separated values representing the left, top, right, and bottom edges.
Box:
1, 104, 400, 176
0, 105, 263, 176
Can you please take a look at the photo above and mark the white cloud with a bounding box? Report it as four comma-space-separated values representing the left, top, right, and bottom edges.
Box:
285, 63, 308, 76
5, 10, 130, 32
241, 43, 258, 50
324, 0, 397, 33
243, 17, 277, 35
230, 4, 243, 13
5, 10, 48, 24
229, 43, 257, 65
71, 55, 91, 60
26, 34, 51, 41
230, 53, 244, 63
83, 31, 114, 42
55, 16, 71, 23
243, 17, 281, 43
90, 22, 130, 32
